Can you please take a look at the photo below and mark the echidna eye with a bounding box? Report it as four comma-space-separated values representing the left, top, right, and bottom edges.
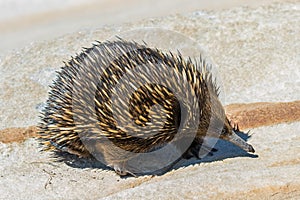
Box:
221, 126, 228, 136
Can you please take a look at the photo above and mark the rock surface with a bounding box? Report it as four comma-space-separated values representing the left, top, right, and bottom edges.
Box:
0, 1, 299, 199
225, 100, 300, 130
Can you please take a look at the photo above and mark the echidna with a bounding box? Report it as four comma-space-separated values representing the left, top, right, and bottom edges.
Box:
39, 39, 255, 176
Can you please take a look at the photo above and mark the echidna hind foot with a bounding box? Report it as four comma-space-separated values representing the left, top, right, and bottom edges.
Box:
111, 160, 171, 177
112, 163, 136, 177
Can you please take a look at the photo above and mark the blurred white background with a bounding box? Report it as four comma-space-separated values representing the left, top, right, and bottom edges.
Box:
0, 0, 277, 55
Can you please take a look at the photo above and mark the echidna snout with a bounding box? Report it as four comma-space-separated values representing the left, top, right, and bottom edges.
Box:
220, 119, 255, 153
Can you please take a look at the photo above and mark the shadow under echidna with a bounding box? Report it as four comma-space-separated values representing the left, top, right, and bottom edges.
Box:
38, 38, 255, 177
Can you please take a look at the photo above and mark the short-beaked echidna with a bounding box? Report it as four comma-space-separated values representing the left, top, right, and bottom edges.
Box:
39, 39, 255, 176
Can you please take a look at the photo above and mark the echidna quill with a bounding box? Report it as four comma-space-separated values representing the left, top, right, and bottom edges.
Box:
39, 39, 255, 176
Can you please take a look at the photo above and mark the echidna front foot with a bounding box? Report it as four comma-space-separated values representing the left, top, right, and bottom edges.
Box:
183, 140, 218, 159
198, 143, 218, 158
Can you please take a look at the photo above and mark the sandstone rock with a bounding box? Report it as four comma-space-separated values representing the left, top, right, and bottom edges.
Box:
0, 1, 299, 199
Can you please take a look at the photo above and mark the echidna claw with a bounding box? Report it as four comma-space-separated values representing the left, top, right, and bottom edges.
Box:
230, 120, 240, 132
113, 164, 137, 177
211, 147, 218, 152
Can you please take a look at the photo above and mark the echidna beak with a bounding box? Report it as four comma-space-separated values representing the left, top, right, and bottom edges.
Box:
227, 131, 255, 153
